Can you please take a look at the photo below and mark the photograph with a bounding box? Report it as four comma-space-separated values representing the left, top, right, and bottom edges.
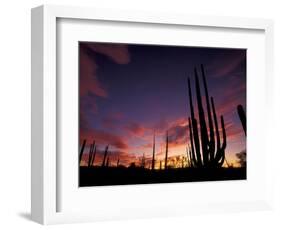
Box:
78, 42, 247, 187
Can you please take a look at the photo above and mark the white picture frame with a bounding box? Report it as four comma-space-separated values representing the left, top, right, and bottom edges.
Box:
31, 5, 274, 225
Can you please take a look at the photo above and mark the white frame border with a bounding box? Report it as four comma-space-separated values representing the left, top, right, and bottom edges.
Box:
31, 5, 274, 225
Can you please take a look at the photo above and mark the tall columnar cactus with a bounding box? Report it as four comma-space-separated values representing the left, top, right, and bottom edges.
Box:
164, 131, 169, 169
88, 141, 95, 167
117, 158, 120, 167
186, 146, 193, 168
151, 132, 156, 170
106, 157, 110, 167
87, 143, 93, 167
79, 139, 86, 165
102, 145, 109, 167
140, 153, 146, 168
237, 104, 246, 136
91, 145, 97, 166
188, 65, 227, 168
186, 147, 190, 167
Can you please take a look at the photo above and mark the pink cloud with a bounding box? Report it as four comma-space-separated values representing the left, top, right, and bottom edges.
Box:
79, 48, 108, 98
85, 43, 130, 64
80, 128, 128, 150
79, 43, 131, 147
215, 91, 245, 117
224, 121, 244, 142
140, 143, 153, 149
168, 122, 188, 147
125, 122, 146, 136
79, 42, 130, 100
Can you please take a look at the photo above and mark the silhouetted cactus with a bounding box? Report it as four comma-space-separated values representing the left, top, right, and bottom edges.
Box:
188, 65, 227, 168
91, 145, 96, 166
188, 118, 198, 167
151, 132, 156, 170
186, 147, 189, 166
117, 158, 120, 167
140, 153, 146, 168
186, 147, 189, 167
88, 141, 95, 167
102, 145, 109, 167
79, 139, 86, 165
159, 160, 162, 170
237, 104, 246, 135
87, 144, 93, 167
106, 157, 110, 167
186, 146, 193, 168
164, 131, 169, 170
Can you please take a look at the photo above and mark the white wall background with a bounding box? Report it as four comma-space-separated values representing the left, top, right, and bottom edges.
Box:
0, 0, 280, 229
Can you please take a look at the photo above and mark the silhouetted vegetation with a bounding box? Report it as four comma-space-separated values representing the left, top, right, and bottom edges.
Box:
79, 167, 246, 186
151, 133, 156, 170
236, 151, 246, 168
91, 145, 97, 166
164, 131, 169, 170
236, 105, 246, 167
188, 65, 226, 168
79, 139, 86, 165
79, 65, 246, 187
237, 104, 246, 135
88, 141, 95, 167
140, 153, 145, 168
101, 145, 109, 167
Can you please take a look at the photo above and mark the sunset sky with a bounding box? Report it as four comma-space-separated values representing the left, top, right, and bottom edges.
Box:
79, 42, 246, 168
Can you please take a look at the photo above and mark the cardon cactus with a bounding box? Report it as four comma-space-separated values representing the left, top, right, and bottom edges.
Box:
237, 104, 246, 135
186, 146, 193, 168
79, 139, 86, 165
91, 145, 96, 166
88, 141, 95, 167
106, 157, 110, 167
140, 154, 145, 168
188, 65, 227, 168
164, 131, 169, 169
102, 145, 109, 167
151, 132, 156, 170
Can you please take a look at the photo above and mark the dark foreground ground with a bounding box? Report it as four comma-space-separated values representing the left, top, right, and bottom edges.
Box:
79, 166, 246, 187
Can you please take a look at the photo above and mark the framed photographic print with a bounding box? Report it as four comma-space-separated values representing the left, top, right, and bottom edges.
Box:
31, 5, 274, 224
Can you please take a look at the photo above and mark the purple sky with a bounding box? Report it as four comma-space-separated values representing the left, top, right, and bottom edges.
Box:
79, 42, 246, 167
